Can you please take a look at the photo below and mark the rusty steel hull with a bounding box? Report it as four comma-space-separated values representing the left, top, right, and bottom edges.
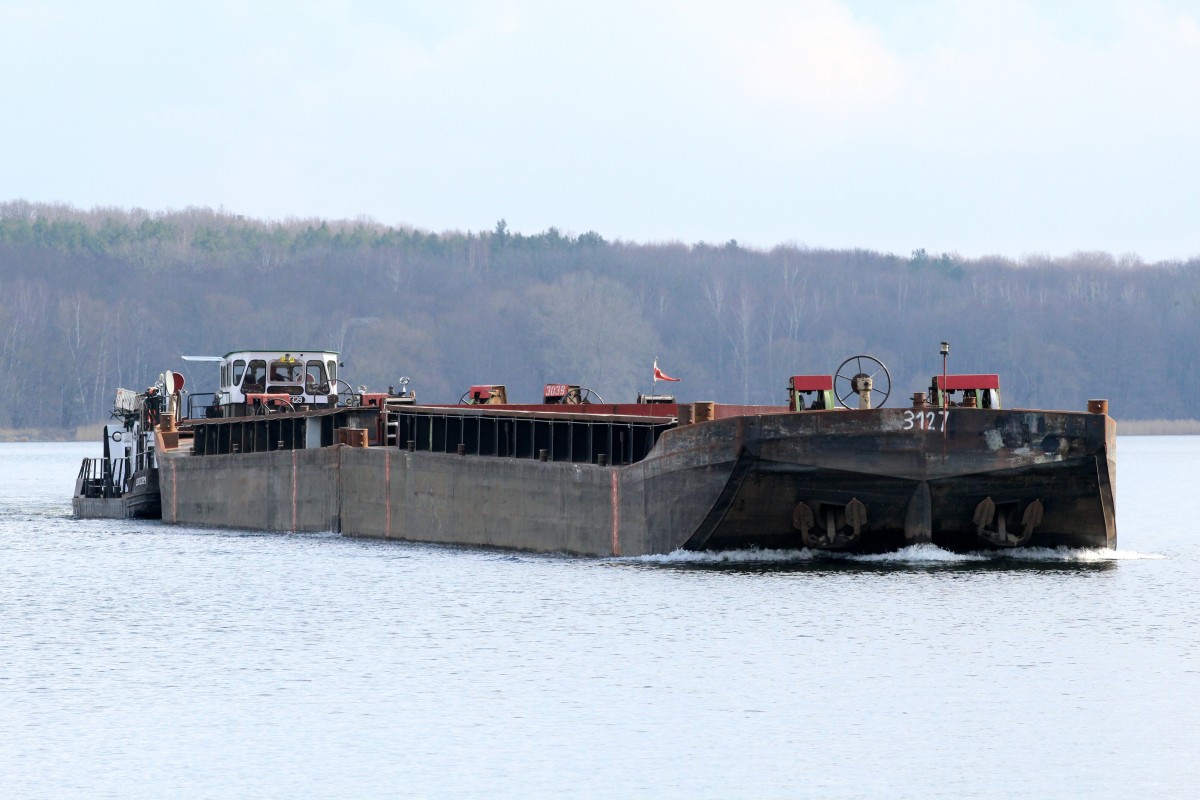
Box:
651, 408, 1116, 552
157, 406, 1115, 555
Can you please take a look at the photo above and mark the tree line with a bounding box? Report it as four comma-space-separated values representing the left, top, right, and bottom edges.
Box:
2, 199, 1198, 433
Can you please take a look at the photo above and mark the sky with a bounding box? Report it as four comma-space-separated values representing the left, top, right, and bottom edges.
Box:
2, 0, 1198, 260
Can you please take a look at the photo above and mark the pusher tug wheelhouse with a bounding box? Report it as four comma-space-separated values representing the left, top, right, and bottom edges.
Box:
132, 344, 1116, 556
72, 378, 177, 520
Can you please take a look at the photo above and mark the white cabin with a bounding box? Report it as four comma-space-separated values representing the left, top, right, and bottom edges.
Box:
215, 349, 340, 413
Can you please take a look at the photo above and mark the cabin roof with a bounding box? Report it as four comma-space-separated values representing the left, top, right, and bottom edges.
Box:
222, 349, 339, 359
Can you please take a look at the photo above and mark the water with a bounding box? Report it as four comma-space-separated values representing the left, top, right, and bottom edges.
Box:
2, 439, 1198, 798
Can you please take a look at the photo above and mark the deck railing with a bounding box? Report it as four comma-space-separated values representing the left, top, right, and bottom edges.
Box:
75, 457, 120, 499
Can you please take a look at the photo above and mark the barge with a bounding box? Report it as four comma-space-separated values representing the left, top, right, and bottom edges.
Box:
81, 346, 1118, 555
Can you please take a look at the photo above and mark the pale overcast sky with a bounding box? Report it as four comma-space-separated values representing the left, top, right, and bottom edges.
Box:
2, 0, 1198, 260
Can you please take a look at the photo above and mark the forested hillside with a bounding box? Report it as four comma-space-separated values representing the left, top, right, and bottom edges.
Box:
2, 200, 1197, 433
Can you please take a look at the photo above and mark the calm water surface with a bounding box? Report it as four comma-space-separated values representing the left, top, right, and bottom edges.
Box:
1, 439, 1198, 798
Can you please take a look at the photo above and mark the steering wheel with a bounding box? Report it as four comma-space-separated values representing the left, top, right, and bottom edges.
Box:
254, 399, 294, 415
578, 387, 603, 404
834, 355, 892, 409
334, 379, 360, 408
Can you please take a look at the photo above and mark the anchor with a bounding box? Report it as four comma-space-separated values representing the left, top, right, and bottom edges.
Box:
973, 497, 1043, 547
793, 498, 867, 549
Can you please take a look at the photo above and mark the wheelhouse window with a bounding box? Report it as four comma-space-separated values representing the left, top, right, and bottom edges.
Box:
327, 360, 337, 384
242, 360, 267, 393
306, 360, 328, 393
269, 359, 303, 384
233, 359, 247, 385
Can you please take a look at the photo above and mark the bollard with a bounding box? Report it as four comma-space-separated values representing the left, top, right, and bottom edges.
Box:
337, 428, 368, 447
457, 443, 466, 456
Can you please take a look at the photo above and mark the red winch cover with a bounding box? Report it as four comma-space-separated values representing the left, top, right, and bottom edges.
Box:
789, 375, 834, 391
935, 374, 1000, 391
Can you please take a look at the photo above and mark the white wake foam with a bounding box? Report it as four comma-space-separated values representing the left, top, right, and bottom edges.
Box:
845, 544, 990, 563
628, 543, 1164, 565
630, 547, 820, 564
987, 546, 1164, 562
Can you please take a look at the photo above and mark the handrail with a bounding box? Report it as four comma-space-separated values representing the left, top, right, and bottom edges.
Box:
187, 392, 218, 420
76, 457, 119, 499
133, 449, 156, 473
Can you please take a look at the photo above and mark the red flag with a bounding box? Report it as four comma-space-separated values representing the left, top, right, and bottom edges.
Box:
653, 361, 680, 382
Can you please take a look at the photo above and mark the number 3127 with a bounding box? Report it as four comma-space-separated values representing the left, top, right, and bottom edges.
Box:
903, 409, 947, 432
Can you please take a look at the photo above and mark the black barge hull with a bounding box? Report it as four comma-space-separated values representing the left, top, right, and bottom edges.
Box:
159, 407, 1115, 555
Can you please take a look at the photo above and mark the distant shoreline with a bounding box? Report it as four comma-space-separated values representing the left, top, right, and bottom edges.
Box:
4, 418, 1199, 443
